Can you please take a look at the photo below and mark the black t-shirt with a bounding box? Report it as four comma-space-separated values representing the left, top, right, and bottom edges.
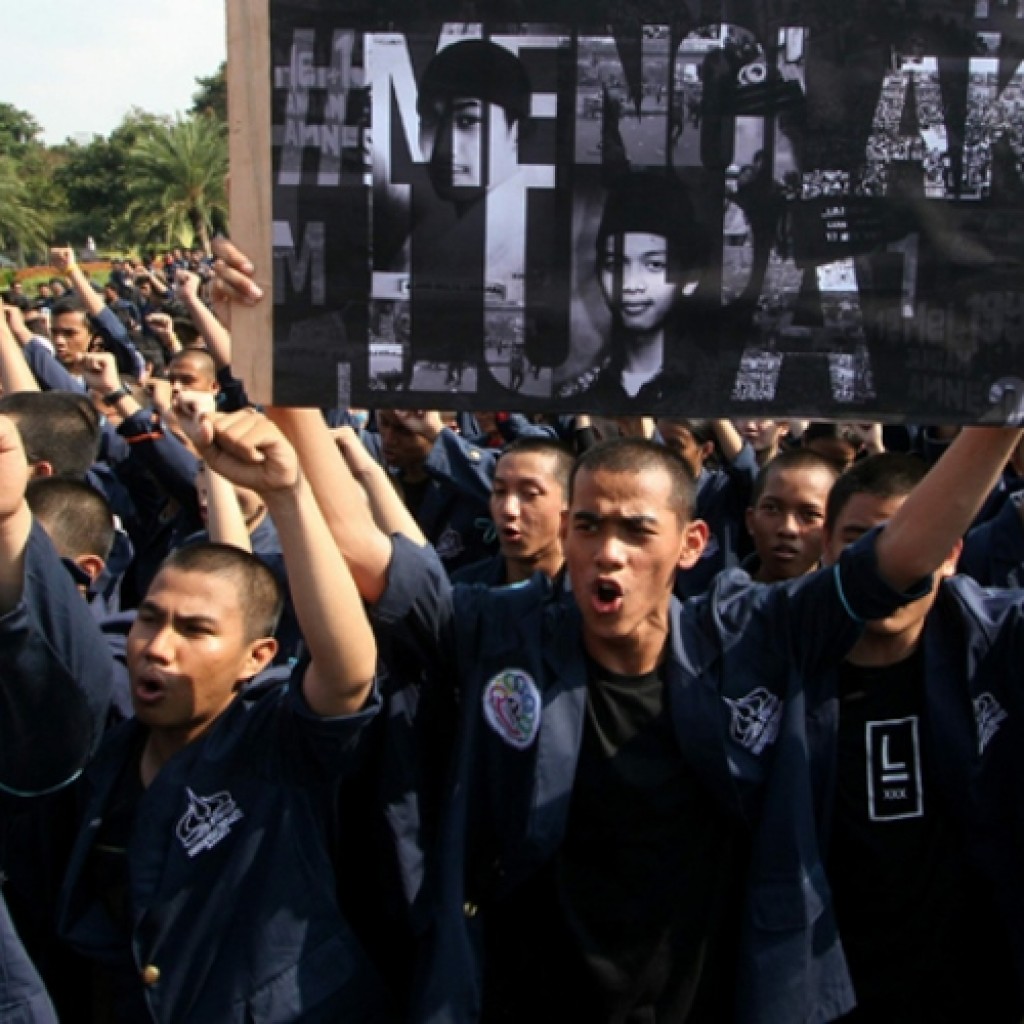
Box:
482, 659, 742, 1023
830, 650, 1020, 1023
399, 475, 431, 521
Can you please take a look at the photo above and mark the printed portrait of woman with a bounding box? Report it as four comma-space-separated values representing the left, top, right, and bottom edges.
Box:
558, 170, 716, 411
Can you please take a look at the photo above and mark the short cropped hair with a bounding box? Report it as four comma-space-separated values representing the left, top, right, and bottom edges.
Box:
569, 437, 696, 521
158, 542, 284, 641
417, 39, 531, 127
26, 478, 115, 562
825, 452, 929, 527
169, 347, 218, 383
0, 391, 101, 479
751, 448, 840, 507
597, 171, 709, 274
497, 437, 575, 497
50, 294, 90, 320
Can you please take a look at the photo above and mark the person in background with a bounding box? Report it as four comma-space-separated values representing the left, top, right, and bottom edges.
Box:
743, 448, 839, 583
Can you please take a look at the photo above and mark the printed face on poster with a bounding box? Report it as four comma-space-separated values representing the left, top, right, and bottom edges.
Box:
262, 0, 1024, 422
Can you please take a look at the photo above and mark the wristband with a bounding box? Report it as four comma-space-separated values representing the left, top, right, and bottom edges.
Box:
102, 385, 131, 406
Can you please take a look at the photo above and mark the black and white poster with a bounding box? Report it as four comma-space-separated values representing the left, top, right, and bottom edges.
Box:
268, 0, 1024, 422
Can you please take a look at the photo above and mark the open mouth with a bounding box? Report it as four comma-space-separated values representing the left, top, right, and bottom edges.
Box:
592, 579, 624, 613
133, 676, 167, 706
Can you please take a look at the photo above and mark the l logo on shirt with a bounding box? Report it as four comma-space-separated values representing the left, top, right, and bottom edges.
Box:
866, 717, 923, 821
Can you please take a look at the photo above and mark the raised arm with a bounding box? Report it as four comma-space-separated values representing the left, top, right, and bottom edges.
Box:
181, 390, 252, 551
333, 425, 428, 545
875, 425, 1023, 591
267, 408, 393, 604
197, 459, 252, 552
180, 405, 376, 716
0, 417, 33, 614
176, 268, 232, 369
711, 418, 745, 464
51, 246, 104, 319
51, 246, 144, 379
140, 263, 170, 298
81, 352, 144, 419
145, 312, 184, 358
0, 299, 41, 395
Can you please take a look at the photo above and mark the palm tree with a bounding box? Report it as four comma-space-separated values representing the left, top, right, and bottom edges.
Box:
0, 155, 50, 261
126, 113, 228, 254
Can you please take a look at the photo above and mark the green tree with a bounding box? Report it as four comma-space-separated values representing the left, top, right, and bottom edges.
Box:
0, 104, 53, 262
0, 155, 50, 260
191, 62, 228, 122
52, 109, 168, 251
126, 113, 228, 253
0, 103, 43, 158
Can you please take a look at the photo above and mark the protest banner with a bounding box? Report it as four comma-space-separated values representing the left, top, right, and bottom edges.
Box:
229, 0, 1024, 422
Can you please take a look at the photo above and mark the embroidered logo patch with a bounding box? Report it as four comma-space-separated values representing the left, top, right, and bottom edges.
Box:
482, 670, 541, 750
176, 787, 243, 858
974, 693, 1008, 755
724, 688, 781, 755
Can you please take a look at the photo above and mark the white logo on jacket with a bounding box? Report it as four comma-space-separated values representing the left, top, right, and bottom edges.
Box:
176, 788, 243, 857
723, 688, 781, 755
974, 693, 1008, 755
435, 527, 465, 562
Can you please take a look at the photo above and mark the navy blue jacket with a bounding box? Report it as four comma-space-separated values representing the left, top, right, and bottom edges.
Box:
58, 679, 389, 1023
959, 486, 1024, 587
0, 523, 114, 1022
450, 554, 507, 587
371, 531, 918, 1023
409, 429, 499, 575
675, 445, 759, 598
747, 576, 1024, 1021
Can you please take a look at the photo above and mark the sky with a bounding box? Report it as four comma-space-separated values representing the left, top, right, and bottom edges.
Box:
5, 0, 227, 145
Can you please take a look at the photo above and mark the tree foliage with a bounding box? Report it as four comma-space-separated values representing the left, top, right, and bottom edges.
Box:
126, 113, 228, 253
0, 103, 43, 158
0, 104, 52, 261
191, 62, 228, 122
52, 109, 170, 250
0, 70, 227, 263
0, 156, 51, 259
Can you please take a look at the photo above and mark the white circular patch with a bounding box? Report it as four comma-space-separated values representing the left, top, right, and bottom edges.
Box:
482, 669, 542, 750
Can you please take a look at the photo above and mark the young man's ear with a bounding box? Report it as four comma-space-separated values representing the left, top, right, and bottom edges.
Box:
678, 518, 710, 571
74, 554, 106, 584
234, 638, 279, 690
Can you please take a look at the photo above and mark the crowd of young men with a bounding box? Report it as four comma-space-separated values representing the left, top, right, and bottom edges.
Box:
0, 240, 1022, 1023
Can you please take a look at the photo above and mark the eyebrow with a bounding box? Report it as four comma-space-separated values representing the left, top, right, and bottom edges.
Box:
572, 510, 659, 528
495, 474, 551, 488
137, 601, 220, 629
